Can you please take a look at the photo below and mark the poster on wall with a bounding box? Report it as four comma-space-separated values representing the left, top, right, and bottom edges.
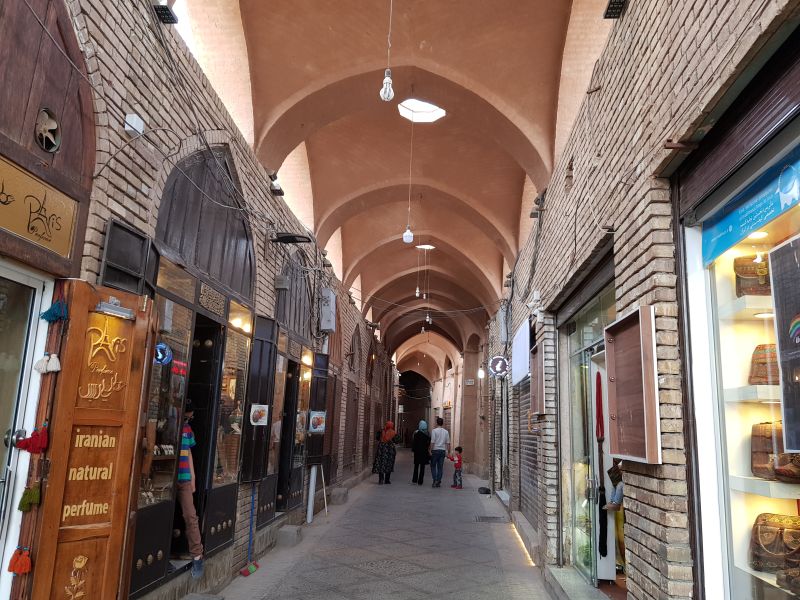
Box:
249, 404, 269, 426
771, 233, 800, 451
308, 410, 326, 434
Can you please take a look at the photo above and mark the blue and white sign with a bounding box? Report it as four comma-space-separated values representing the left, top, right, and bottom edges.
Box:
154, 342, 173, 365
702, 142, 800, 265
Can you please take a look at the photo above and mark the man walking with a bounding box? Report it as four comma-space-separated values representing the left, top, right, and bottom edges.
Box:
428, 416, 450, 488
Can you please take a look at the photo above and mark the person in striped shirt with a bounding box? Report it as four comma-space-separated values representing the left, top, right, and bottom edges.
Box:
177, 401, 204, 579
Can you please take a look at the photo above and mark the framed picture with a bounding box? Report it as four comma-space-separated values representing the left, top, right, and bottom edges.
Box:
249, 404, 269, 426
308, 410, 326, 434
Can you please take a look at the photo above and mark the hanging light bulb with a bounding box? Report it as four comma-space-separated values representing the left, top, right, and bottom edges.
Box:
403, 225, 413, 244
421, 325, 426, 333
753, 252, 764, 264
478, 366, 486, 379
379, 68, 394, 102
426, 312, 431, 324
415, 286, 420, 298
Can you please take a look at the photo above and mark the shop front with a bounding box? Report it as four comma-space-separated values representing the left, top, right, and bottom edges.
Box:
557, 280, 623, 591
677, 26, 800, 599
0, 2, 96, 597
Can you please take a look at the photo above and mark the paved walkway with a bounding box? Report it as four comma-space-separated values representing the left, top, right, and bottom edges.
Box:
217, 450, 552, 600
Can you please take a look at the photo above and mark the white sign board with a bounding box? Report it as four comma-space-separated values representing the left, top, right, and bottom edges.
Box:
511, 321, 530, 385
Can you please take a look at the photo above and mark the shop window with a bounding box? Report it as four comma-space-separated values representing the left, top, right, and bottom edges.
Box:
139, 296, 193, 507
294, 355, 313, 468
698, 141, 800, 596
157, 257, 196, 302
212, 329, 249, 487
268, 355, 288, 476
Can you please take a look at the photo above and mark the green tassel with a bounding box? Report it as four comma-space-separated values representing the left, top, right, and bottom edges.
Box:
17, 487, 31, 513
29, 483, 40, 506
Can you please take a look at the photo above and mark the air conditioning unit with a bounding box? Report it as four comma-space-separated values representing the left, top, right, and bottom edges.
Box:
319, 288, 336, 332
275, 275, 290, 290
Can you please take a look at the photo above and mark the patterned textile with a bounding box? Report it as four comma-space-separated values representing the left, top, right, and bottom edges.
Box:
453, 469, 463, 487
178, 422, 196, 481
372, 441, 397, 474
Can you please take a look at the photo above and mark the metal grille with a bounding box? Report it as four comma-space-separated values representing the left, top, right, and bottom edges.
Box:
341, 381, 358, 475
518, 379, 539, 529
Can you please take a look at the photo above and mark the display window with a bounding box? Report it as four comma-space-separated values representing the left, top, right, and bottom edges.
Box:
268, 355, 288, 476
212, 329, 249, 487
561, 284, 618, 587
688, 131, 800, 598
139, 297, 194, 507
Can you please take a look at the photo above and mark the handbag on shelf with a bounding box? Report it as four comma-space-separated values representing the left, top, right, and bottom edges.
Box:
750, 421, 800, 482
750, 513, 800, 572
734, 255, 771, 297
748, 344, 780, 386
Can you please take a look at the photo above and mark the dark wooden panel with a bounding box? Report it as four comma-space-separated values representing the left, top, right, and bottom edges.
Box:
256, 475, 277, 529
156, 148, 254, 302
342, 382, 358, 475
128, 502, 173, 596
203, 483, 238, 554
678, 27, 800, 216
604, 306, 661, 464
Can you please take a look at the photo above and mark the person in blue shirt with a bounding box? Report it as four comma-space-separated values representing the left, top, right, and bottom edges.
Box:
178, 401, 204, 578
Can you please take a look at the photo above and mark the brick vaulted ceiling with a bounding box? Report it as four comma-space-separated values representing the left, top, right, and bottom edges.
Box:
184, 0, 612, 359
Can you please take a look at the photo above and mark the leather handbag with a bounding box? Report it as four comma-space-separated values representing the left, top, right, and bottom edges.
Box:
750, 422, 800, 483
734, 255, 771, 297
751, 421, 783, 480
750, 513, 800, 572
748, 344, 780, 385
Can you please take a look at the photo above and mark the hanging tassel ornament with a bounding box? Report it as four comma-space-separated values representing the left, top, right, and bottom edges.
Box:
46, 354, 61, 373
33, 353, 49, 374
7, 548, 21, 573
15, 548, 31, 574
17, 483, 41, 512
39, 298, 68, 322
36, 422, 48, 453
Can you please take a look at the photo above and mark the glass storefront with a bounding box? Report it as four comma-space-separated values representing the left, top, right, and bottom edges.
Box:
563, 284, 616, 585
689, 131, 800, 598
213, 329, 249, 487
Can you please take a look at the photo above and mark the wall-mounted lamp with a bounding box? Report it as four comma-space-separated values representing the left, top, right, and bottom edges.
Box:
152, 4, 178, 24
603, 0, 627, 18
478, 366, 486, 379
270, 232, 312, 244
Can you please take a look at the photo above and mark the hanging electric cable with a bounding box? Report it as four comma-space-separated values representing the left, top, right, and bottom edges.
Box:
379, 0, 395, 101
403, 119, 415, 243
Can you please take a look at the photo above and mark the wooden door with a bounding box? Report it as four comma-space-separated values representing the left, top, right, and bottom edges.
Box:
32, 281, 154, 600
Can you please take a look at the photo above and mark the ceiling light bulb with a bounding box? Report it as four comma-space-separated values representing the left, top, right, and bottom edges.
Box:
748, 231, 769, 240
379, 68, 394, 102
421, 326, 425, 333
753, 252, 764, 264
402, 226, 413, 244
754, 312, 774, 319
230, 317, 243, 328
415, 286, 420, 298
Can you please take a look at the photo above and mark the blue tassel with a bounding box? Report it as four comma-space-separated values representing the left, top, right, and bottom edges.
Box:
40, 299, 68, 322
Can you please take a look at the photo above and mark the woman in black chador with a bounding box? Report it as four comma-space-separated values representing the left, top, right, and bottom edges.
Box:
411, 420, 431, 486
373, 421, 397, 484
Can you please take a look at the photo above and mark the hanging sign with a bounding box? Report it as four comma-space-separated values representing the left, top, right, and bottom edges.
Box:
702, 141, 800, 265
249, 404, 269, 426
154, 342, 173, 365
488, 355, 509, 378
308, 410, 326, 434
465, 378, 475, 386
0, 155, 78, 258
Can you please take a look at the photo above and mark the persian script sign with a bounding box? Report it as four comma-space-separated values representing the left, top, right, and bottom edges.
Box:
76, 314, 131, 410
0, 155, 77, 258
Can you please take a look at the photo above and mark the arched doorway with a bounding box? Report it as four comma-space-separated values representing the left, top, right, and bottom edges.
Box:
128, 146, 256, 595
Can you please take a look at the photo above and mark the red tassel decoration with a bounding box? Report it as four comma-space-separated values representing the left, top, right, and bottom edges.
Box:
7, 548, 20, 573
15, 435, 30, 451
15, 549, 31, 574
27, 429, 41, 455
37, 423, 48, 453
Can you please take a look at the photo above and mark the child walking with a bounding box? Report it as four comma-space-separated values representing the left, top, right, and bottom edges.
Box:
448, 446, 463, 489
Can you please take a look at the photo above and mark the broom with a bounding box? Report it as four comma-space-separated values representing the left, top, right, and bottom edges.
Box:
239, 484, 259, 576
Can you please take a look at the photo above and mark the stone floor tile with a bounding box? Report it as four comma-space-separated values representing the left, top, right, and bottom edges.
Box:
211, 450, 552, 600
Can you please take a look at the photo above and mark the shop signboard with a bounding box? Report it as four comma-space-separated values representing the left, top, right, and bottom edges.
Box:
771, 233, 800, 451
0, 155, 78, 258
32, 282, 154, 600
702, 142, 800, 265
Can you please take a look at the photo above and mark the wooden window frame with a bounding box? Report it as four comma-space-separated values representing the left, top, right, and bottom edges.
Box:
604, 305, 662, 464
530, 343, 545, 415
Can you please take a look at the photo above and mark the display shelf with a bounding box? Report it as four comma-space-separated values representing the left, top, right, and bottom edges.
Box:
724, 385, 782, 404
718, 295, 774, 321
735, 563, 787, 592
730, 474, 800, 499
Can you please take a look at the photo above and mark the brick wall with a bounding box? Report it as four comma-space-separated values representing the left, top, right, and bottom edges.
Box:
487, 1, 800, 598
49, 0, 391, 594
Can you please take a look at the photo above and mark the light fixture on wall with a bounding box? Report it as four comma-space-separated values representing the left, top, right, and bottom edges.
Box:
478, 366, 486, 379
603, 0, 627, 18
379, 0, 395, 101
152, 3, 178, 24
